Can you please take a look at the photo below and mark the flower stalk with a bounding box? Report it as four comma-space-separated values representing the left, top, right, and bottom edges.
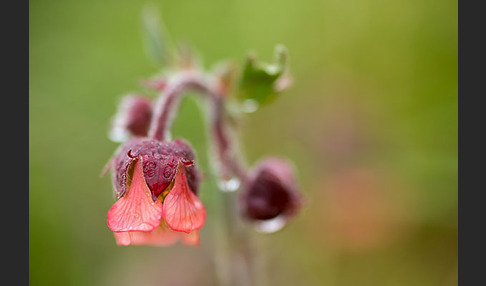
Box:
104, 37, 303, 285
147, 70, 247, 183
143, 70, 258, 285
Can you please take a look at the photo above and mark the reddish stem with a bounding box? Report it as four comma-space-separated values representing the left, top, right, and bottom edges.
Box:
147, 70, 254, 286
147, 70, 247, 182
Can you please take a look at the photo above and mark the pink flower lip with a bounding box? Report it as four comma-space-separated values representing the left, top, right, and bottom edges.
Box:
107, 158, 163, 233
162, 163, 206, 233
114, 221, 200, 247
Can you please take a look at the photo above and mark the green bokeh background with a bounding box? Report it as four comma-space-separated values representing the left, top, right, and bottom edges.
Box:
29, 0, 457, 285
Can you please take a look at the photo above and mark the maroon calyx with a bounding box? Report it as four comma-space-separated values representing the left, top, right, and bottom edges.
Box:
111, 95, 153, 139
108, 137, 201, 201
239, 157, 302, 221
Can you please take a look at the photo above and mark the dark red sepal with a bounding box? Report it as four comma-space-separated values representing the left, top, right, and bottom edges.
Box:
107, 138, 200, 200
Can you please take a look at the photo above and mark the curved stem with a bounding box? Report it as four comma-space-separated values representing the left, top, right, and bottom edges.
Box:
210, 97, 248, 182
147, 70, 255, 286
148, 72, 201, 141
147, 70, 247, 182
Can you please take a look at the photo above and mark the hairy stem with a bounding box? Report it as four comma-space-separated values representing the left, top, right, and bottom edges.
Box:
148, 71, 201, 141
147, 70, 255, 285
148, 70, 246, 182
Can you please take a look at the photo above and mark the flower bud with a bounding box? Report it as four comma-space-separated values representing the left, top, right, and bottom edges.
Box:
109, 95, 153, 142
239, 157, 302, 230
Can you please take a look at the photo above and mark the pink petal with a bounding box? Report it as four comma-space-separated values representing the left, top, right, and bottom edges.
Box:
129, 224, 181, 246
131, 223, 199, 246
163, 163, 206, 233
107, 159, 163, 232
181, 230, 200, 246
114, 232, 133, 246
113, 223, 200, 247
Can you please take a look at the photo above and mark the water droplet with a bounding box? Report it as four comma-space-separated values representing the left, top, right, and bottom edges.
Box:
241, 99, 259, 113
109, 127, 130, 142
164, 131, 173, 141
253, 216, 286, 233
218, 177, 240, 192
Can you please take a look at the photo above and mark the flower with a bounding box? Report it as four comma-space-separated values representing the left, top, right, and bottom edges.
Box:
105, 137, 206, 246
109, 95, 153, 142
238, 157, 302, 232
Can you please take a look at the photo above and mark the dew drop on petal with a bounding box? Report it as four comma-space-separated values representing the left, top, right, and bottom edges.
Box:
253, 215, 287, 234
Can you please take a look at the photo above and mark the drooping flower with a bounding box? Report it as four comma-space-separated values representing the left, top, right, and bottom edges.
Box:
109, 95, 153, 142
105, 137, 206, 246
238, 157, 302, 232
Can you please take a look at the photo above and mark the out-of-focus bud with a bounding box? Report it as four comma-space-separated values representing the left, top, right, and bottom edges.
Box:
239, 157, 303, 233
109, 95, 153, 142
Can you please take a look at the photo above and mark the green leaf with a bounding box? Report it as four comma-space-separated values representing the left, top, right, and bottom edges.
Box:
141, 5, 174, 68
237, 45, 290, 106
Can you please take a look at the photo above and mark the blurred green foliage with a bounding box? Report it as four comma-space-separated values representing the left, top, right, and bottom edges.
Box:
30, 0, 457, 285
237, 45, 288, 105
